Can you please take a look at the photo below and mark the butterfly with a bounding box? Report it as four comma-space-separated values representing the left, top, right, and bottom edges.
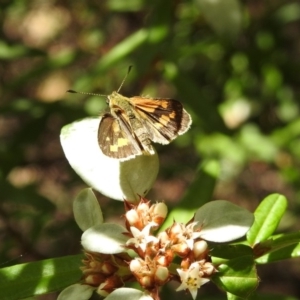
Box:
68, 68, 192, 160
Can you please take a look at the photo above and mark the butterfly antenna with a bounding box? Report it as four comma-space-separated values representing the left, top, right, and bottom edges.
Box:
117, 65, 132, 93
67, 90, 106, 97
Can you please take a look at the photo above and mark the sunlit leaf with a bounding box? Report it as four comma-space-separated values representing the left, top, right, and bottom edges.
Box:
195, 200, 254, 242
247, 194, 287, 246
255, 232, 300, 263
212, 255, 258, 298
81, 223, 128, 254
106, 288, 153, 300
60, 118, 159, 202
0, 255, 82, 300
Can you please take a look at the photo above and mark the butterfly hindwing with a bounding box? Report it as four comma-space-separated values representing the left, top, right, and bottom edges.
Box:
98, 113, 142, 159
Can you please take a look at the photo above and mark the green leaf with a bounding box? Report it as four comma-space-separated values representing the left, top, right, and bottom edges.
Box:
247, 194, 287, 246
73, 188, 103, 231
211, 244, 253, 265
212, 255, 258, 298
226, 292, 245, 300
57, 284, 93, 300
106, 288, 152, 300
0, 255, 83, 300
81, 224, 128, 254
255, 231, 300, 263
195, 200, 254, 242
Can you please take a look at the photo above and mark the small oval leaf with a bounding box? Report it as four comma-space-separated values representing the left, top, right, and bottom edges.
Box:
57, 284, 94, 300
81, 223, 128, 254
105, 288, 153, 300
73, 188, 103, 231
195, 200, 254, 242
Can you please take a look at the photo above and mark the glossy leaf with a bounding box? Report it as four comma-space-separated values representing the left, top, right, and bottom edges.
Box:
106, 288, 153, 300
247, 194, 287, 246
81, 223, 128, 254
255, 232, 300, 263
212, 255, 258, 298
0, 255, 82, 300
195, 200, 254, 242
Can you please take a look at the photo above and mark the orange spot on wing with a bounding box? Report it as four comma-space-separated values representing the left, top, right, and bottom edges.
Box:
159, 115, 170, 126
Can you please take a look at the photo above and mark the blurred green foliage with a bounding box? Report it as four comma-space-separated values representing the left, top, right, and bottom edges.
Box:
1, 0, 300, 299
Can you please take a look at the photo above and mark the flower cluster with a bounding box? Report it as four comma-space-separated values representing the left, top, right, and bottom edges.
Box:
80, 251, 134, 297
79, 198, 216, 300
59, 118, 254, 300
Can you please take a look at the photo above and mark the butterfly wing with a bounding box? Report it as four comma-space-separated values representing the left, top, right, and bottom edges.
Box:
130, 97, 192, 144
98, 113, 143, 159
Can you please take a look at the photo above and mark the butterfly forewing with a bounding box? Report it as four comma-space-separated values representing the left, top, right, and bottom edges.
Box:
130, 96, 192, 144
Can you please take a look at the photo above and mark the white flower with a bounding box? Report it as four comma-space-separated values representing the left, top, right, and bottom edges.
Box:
168, 222, 202, 250
184, 222, 203, 249
126, 224, 158, 252
176, 262, 210, 299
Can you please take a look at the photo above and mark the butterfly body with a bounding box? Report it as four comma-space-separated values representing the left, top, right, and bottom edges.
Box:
98, 91, 192, 159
